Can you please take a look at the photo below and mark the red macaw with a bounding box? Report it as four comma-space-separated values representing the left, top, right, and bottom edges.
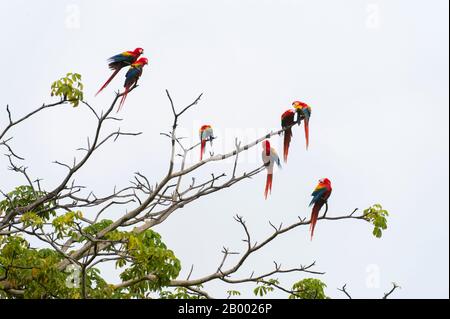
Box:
292, 101, 312, 150
261, 140, 281, 199
309, 178, 332, 240
199, 125, 214, 161
281, 109, 296, 163
117, 57, 149, 111
96, 47, 144, 96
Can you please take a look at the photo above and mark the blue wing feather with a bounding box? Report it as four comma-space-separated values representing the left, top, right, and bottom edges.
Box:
309, 188, 326, 206
108, 52, 135, 64
302, 108, 311, 121
272, 153, 281, 168
124, 66, 142, 88
201, 128, 213, 140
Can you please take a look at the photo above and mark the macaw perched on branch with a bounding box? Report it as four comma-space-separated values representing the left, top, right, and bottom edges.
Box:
199, 125, 214, 161
292, 101, 312, 150
261, 140, 281, 199
118, 57, 149, 112
281, 109, 296, 163
309, 178, 332, 240
96, 48, 144, 96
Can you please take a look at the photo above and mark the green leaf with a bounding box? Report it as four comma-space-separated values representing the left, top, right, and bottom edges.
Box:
50, 72, 84, 108
289, 278, 327, 299
227, 290, 241, 297
363, 204, 390, 238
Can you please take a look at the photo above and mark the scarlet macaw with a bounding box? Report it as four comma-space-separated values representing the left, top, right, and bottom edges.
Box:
281, 109, 296, 163
199, 125, 214, 161
309, 178, 332, 240
261, 140, 281, 199
96, 47, 144, 96
292, 101, 312, 150
117, 57, 149, 111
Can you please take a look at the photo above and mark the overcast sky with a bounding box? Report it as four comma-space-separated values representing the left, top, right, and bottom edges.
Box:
0, 0, 448, 298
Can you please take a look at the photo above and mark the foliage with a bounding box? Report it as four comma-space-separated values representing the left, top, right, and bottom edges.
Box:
253, 279, 278, 297
83, 219, 114, 236
289, 278, 328, 299
52, 211, 83, 239
0, 227, 181, 298
50, 73, 84, 107
0, 235, 71, 298
0, 235, 123, 299
227, 290, 241, 298
0, 185, 56, 221
160, 286, 206, 299
363, 204, 389, 238
118, 230, 181, 296
253, 278, 328, 299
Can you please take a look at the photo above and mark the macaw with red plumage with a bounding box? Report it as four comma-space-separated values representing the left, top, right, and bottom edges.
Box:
292, 101, 312, 150
199, 125, 214, 161
309, 178, 332, 240
281, 109, 296, 163
96, 48, 144, 96
261, 140, 281, 199
118, 57, 149, 111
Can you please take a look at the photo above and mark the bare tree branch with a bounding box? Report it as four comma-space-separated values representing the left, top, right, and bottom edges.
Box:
383, 282, 400, 299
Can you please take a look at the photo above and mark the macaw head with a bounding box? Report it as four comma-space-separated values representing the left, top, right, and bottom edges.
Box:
200, 125, 212, 132
292, 100, 309, 109
199, 125, 212, 136
292, 101, 311, 120
281, 109, 295, 120
133, 48, 144, 56
318, 178, 332, 189
135, 57, 149, 66
263, 140, 271, 156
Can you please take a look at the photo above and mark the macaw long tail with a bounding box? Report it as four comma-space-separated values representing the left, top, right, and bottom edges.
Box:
304, 120, 309, 150
309, 202, 323, 240
95, 69, 120, 96
200, 140, 206, 161
117, 88, 130, 112
264, 173, 273, 200
283, 128, 292, 163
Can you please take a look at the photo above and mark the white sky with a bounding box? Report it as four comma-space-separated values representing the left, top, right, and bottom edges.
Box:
0, 0, 448, 298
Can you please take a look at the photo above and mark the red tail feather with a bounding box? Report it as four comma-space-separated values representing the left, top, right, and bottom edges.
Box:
309, 203, 322, 240
264, 174, 273, 199
283, 128, 292, 163
304, 120, 309, 150
200, 140, 206, 161
117, 88, 129, 112
95, 69, 120, 96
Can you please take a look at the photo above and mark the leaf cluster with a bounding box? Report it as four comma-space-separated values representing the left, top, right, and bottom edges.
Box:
50, 73, 84, 107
